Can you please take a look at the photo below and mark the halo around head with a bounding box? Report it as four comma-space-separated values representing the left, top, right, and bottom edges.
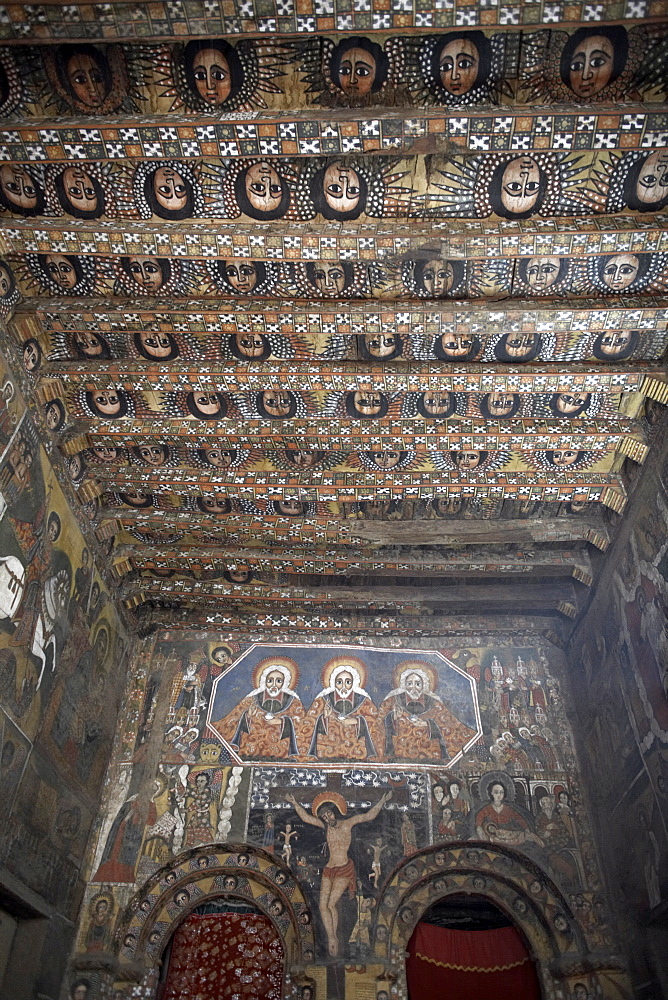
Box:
321, 654, 367, 690
312, 791, 348, 817
392, 659, 439, 693
251, 655, 299, 691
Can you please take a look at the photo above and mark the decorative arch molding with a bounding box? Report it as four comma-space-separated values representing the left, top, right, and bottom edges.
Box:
372, 841, 603, 1000
112, 843, 315, 987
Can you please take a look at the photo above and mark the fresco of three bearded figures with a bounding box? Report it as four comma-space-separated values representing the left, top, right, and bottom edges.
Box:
206, 645, 480, 767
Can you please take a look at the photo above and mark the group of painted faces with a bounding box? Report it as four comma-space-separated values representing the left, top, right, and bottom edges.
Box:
39, 28, 635, 114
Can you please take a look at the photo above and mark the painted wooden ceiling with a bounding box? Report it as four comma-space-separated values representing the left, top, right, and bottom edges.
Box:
1, 0, 667, 643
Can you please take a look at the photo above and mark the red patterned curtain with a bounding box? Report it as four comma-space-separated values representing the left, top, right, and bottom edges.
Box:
406, 921, 542, 1000
160, 913, 284, 1000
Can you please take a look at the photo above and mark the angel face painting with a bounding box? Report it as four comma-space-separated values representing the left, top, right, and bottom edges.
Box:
598, 253, 645, 292
40, 254, 82, 291
56, 44, 111, 108
257, 390, 297, 419
345, 390, 388, 419
416, 258, 464, 297
198, 446, 237, 468
493, 331, 542, 362
330, 37, 388, 98
134, 329, 180, 361
560, 27, 628, 99
451, 450, 487, 470
133, 444, 170, 467
273, 499, 309, 516
625, 152, 668, 212
360, 333, 402, 360
73, 331, 111, 359
434, 334, 480, 361
186, 392, 227, 420
196, 495, 232, 515
229, 332, 271, 360
152, 166, 191, 217
54, 166, 104, 219
235, 161, 290, 221
436, 32, 490, 97
306, 261, 352, 295
364, 450, 407, 469
44, 399, 66, 432
121, 257, 170, 293
285, 450, 325, 468
592, 330, 638, 360
520, 256, 567, 293
219, 260, 262, 295
480, 392, 520, 418
491, 157, 546, 219
0, 263, 16, 301
546, 449, 586, 467
432, 496, 463, 517
183, 39, 242, 107
85, 389, 128, 420
550, 392, 591, 417
0, 165, 44, 217
311, 162, 367, 221
418, 391, 456, 418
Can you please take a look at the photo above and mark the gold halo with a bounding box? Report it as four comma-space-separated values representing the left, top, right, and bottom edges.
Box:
89, 889, 114, 915
251, 655, 299, 690
311, 791, 347, 817
321, 654, 367, 689
392, 659, 439, 693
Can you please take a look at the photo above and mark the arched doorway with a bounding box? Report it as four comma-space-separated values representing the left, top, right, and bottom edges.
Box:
158, 895, 284, 1000
406, 893, 542, 1000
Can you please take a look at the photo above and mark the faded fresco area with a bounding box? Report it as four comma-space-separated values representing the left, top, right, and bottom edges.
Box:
568, 410, 668, 999
65, 631, 622, 998
0, 349, 129, 998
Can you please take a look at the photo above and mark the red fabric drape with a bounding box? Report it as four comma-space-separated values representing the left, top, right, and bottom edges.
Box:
161, 913, 284, 1000
406, 921, 541, 1000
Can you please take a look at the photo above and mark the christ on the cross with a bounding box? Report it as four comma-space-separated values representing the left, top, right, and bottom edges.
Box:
286, 789, 392, 956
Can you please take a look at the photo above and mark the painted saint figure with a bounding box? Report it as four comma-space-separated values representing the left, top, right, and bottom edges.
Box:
211, 657, 304, 758
380, 661, 476, 762
303, 658, 382, 761
286, 789, 392, 956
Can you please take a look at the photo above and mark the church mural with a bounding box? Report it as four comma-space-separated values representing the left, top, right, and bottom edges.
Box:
207, 645, 480, 766
0, 27, 666, 123
0, 350, 129, 998
62, 629, 622, 1000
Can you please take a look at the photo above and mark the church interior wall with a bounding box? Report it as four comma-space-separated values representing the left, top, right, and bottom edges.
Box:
0, 347, 129, 1000
565, 408, 668, 1000
64, 630, 632, 999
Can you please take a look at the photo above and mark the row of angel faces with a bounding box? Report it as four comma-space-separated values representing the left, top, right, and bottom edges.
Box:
30, 330, 650, 387
0, 25, 666, 118
117, 499, 599, 542
1, 151, 666, 225
7, 252, 668, 305
45, 385, 623, 428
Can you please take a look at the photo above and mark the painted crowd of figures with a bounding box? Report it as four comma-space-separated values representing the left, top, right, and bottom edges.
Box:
0, 26, 666, 120
1, 151, 667, 228
4, 250, 668, 307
